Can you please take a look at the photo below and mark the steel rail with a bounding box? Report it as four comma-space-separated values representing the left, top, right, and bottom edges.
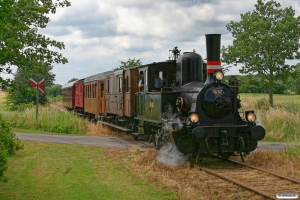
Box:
199, 166, 277, 200
228, 159, 300, 184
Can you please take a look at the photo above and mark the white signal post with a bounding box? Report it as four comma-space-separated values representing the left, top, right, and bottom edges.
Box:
29, 78, 45, 120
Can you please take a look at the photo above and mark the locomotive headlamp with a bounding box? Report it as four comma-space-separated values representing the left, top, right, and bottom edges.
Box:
214, 71, 224, 81
246, 112, 256, 122
189, 113, 199, 123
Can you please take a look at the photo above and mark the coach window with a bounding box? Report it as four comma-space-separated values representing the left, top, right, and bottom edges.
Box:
93, 84, 95, 98
94, 84, 97, 98
101, 83, 104, 98
119, 77, 122, 92
89, 85, 91, 98
107, 80, 110, 93
126, 75, 129, 92
145, 70, 148, 86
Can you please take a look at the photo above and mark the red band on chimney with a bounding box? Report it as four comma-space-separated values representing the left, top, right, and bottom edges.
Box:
207, 61, 221, 65
207, 60, 221, 74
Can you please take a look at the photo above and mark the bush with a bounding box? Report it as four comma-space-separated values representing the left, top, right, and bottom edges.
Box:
0, 114, 24, 181
256, 98, 269, 111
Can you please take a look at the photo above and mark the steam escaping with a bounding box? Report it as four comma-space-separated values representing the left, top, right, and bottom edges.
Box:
156, 142, 189, 167
156, 103, 189, 167
255, 116, 262, 125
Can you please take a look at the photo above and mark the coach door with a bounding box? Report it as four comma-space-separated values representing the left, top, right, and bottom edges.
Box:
115, 70, 124, 117
124, 68, 138, 117
137, 68, 147, 116
99, 81, 106, 115
124, 70, 130, 117
106, 73, 113, 114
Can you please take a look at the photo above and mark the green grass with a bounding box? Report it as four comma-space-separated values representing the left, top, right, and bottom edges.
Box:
239, 93, 300, 143
285, 145, 300, 157
0, 93, 86, 135
0, 141, 176, 200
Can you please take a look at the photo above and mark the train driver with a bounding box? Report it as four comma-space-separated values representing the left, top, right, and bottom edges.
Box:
153, 71, 162, 91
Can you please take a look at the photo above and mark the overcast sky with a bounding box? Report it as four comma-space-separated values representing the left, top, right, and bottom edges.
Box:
8, 0, 300, 85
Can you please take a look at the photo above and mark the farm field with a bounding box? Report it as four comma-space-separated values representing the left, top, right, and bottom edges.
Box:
238, 94, 300, 143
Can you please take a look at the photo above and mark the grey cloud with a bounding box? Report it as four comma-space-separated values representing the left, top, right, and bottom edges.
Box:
40, 25, 73, 36
160, 0, 220, 7
126, 46, 153, 53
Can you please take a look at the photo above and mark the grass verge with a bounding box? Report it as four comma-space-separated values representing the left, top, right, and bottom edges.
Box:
0, 141, 176, 200
239, 94, 300, 143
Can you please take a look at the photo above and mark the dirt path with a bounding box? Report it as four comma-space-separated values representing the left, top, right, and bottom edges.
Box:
14, 132, 153, 150
15, 132, 287, 151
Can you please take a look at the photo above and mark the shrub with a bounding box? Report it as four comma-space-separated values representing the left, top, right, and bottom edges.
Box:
0, 114, 24, 181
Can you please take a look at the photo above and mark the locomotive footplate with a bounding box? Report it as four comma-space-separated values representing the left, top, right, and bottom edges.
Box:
99, 121, 132, 133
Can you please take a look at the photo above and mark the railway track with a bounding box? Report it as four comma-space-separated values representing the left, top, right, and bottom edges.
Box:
198, 158, 300, 199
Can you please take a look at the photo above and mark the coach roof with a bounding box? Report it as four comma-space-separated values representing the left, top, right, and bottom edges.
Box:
84, 71, 113, 83
62, 80, 77, 89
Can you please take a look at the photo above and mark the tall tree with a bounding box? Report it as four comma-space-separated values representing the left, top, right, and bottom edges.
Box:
115, 58, 142, 70
46, 84, 62, 97
221, 0, 300, 106
0, 0, 70, 88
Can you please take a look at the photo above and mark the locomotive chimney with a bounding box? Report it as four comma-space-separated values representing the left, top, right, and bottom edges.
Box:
204, 34, 221, 85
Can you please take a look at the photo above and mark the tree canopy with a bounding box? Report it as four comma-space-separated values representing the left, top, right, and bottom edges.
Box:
68, 78, 78, 83
0, 0, 71, 88
221, 0, 300, 106
115, 58, 142, 70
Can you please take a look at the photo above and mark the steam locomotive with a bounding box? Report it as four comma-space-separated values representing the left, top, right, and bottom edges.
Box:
62, 34, 265, 161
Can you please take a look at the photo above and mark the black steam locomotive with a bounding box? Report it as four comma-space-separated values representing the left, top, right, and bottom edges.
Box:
62, 34, 265, 161
146, 34, 265, 161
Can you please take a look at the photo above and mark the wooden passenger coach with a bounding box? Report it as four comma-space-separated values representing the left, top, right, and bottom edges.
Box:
83, 71, 112, 119
61, 81, 76, 109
